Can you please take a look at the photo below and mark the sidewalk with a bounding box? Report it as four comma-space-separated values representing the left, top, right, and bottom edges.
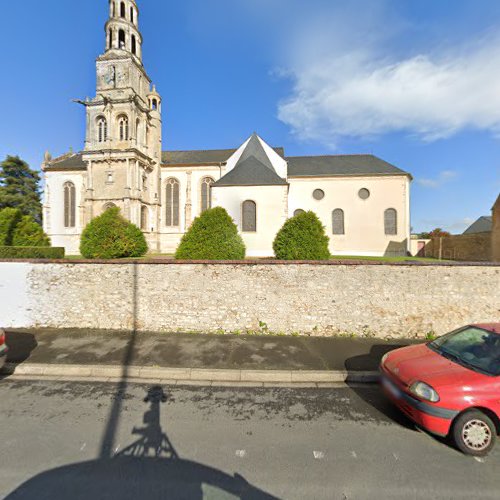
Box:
1, 329, 419, 386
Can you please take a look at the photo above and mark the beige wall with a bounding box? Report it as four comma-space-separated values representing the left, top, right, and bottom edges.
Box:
288, 175, 410, 256
425, 234, 491, 262
1, 262, 498, 338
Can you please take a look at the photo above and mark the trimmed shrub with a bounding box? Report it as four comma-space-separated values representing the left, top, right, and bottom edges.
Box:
273, 211, 330, 260
0, 208, 22, 246
11, 215, 50, 247
0, 246, 65, 259
175, 207, 246, 260
80, 207, 148, 259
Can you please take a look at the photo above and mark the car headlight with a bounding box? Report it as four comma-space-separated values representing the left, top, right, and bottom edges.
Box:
409, 381, 440, 403
381, 353, 390, 364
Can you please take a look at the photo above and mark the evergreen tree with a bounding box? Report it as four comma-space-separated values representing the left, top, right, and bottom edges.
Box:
0, 156, 43, 223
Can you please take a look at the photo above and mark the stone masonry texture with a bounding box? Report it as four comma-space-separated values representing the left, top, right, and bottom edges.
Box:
1, 262, 499, 338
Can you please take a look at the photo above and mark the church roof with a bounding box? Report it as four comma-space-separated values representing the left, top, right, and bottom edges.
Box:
286, 154, 410, 178
463, 216, 493, 234
162, 147, 285, 165
213, 134, 288, 187
44, 153, 86, 171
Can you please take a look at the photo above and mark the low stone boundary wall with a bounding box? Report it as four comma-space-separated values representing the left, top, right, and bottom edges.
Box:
0, 261, 498, 338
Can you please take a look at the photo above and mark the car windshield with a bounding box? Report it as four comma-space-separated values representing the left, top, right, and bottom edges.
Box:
429, 327, 500, 376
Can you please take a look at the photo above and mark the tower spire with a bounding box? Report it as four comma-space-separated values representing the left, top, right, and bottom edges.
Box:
105, 0, 142, 62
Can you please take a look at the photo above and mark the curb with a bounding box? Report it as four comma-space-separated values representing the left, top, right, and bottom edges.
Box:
1, 362, 380, 386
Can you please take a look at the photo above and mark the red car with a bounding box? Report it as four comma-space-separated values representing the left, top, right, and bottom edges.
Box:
380, 323, 500, 456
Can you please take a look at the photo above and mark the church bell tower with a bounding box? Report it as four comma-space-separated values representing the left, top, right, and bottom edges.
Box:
82, 0, 162, 250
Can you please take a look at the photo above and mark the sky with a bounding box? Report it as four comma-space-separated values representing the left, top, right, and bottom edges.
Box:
1, 0, 499, 234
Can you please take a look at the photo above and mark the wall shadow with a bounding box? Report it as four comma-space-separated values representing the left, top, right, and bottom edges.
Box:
1, 331, 38, 380
5, 263, 279, 499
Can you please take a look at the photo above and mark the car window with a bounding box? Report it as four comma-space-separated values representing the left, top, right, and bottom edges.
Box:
430, 327, 500, 376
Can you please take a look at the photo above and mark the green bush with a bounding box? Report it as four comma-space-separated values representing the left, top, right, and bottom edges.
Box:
0, 246, 65, 259
11, 215, 50, 247
175, 207, 246, 260
273, 211, 330, 260
0, 208, 22, 245
80, 207, 148, 259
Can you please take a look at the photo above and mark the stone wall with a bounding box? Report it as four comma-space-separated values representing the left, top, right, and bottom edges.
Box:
1, 261, 498, 338
425, 234, 491, 262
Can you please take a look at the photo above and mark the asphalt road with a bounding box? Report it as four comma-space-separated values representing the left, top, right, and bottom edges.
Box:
0, 379, 498, 499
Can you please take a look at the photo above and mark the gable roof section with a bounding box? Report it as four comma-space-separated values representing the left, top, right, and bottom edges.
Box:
214, 135, 288, 187
463, 216, 493, 234
286, 154, 410, 178
162, 146, 285, 166
44, 153, 86, 171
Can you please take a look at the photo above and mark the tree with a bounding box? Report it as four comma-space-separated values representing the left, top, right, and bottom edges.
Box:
0, 207, 23, 245
80, 207, 148, 259
419, 228, 451, 239
12, 215, 51, 247
175, 207, 246, 260
0, 156, 43, 223
273, 211, 330, 260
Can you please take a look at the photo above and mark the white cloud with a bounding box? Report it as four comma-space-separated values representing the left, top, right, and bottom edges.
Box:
416, 170, 457, 188
275, 7, 500, 148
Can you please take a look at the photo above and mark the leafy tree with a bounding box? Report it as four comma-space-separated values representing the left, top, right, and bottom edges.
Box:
419, 228, 451, 239
273, 211, 330, 260
0, 156, 43, 223
175, 207, 246, 260
80, 207, 148, 259
12, 215, 51, 247
0, 207, 23, 245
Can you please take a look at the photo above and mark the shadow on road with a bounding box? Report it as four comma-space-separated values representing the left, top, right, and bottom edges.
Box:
345, 344, 417, 431
5, 264, 279, 499
0, 331, 38, 380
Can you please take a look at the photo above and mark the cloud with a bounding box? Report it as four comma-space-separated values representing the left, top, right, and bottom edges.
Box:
416, 170, 457, 188
274, 5, 500, 148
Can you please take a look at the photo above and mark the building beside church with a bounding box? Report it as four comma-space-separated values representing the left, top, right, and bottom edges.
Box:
42, 0, 412, 257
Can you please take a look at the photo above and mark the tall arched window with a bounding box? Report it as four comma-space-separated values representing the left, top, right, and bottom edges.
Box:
332, 209, 345, 235
103, 203, 117, 212
384, 208, 398, 235
108, 29, 113, 49
165, 178, 180, 227
242, 200, 257, 232
131, 35, 137, 55
136, 118, 140, 142
120, 2, 126, 17
118, 115, 129, 141
118, 29, 126, 49
112, 2, 116, 17
141, 206, 149, 231
64, 182, 76, 228
200, 177, 214, 213
130, 6, 135, 23
97, 117, 107, 143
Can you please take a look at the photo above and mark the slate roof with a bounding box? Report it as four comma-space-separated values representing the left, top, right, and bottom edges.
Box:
213, 134, 288, 187
463, 216, 493, 234
162, 147, 285, 165
286, 154, 410, 178
44, 153, 86, 171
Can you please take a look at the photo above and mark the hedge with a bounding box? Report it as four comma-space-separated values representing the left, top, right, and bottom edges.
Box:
273, 211, 331, 260
80, 207, 148, 259
175, 207, 246, 260
0, 246, 65, 259
12, 215, 51, 247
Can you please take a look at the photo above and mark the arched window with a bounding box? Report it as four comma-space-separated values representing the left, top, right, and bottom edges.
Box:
200, 177, 214, 213
384, 208, 398, 235
118, 115, 129, 141
242, 200, 257, 232
97, 117, 107, 143
108, 29, 113, 49
332, 209, 345, 235
118, 29, 126, 49
103, 203, 117, 212
293, 209, 305, 217
131, 35, 137, 55
130, 7, 135, 23
120, 2, 126, 18
64, 182, 76, 228
112, 2, 116, 17
165, 178, 180, 227
141, 206, 148, 231
136, 118, 140, 142
152, 99, 158, 110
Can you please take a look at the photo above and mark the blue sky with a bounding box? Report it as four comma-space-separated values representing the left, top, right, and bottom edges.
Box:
1, 0, 499, 233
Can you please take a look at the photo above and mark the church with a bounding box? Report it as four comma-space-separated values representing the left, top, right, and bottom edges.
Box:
42, 0, 412, 257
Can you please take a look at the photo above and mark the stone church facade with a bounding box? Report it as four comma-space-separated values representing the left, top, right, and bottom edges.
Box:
43, 0, 412, 257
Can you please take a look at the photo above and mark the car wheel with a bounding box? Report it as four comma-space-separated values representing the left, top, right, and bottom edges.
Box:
452, 410, 497, 456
